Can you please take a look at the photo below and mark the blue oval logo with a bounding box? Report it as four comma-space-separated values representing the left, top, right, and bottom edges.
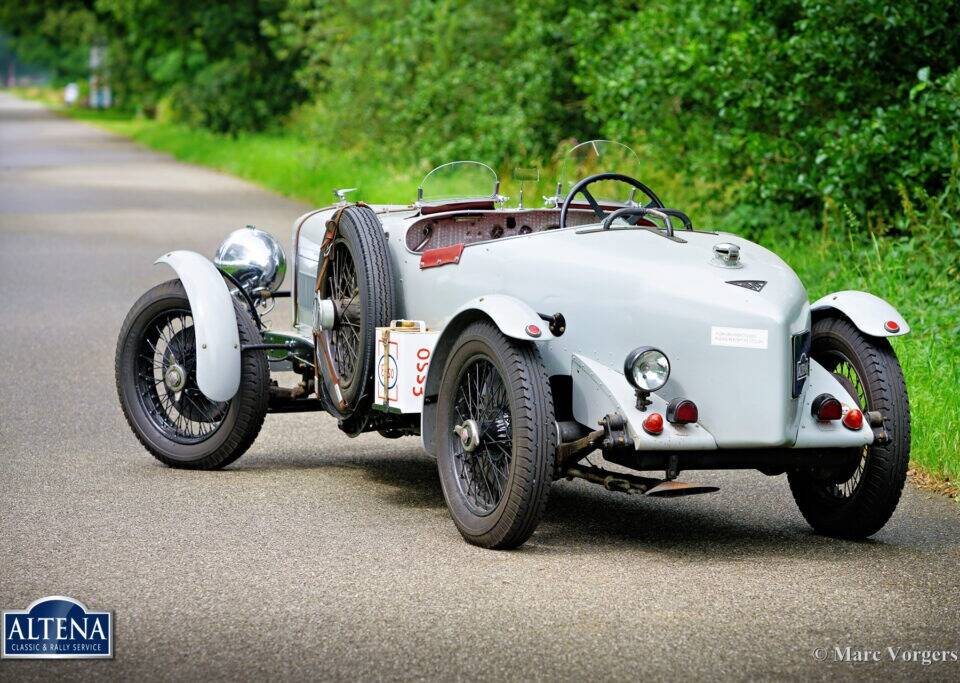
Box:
3, 596, 112, 659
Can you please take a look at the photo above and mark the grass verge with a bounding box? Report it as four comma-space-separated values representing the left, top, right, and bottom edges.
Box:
16, 89, 959, 496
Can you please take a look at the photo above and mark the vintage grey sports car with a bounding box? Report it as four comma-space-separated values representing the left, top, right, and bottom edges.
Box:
116, 140, 911, 548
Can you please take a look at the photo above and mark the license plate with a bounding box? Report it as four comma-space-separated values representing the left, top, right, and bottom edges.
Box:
792, 331, 811, 398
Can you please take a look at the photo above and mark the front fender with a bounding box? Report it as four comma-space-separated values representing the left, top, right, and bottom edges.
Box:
810, 290, 910, 337
156, 250, 241, 401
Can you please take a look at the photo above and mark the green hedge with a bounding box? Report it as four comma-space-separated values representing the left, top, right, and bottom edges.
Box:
268, 0, 960, 222
4, 0, 959, 223
566, 1, 960, 219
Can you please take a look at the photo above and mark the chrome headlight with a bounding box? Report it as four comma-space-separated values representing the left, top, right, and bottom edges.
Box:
214, 226, 286, 294
624, 347, 670, 392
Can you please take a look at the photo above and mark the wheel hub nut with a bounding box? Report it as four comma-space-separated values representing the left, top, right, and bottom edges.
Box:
313, 296, 337, 331
164, 365, 186, 392
454, 419, 481, 452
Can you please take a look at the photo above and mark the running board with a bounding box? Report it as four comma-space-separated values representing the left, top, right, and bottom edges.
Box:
565, 466, 718, 498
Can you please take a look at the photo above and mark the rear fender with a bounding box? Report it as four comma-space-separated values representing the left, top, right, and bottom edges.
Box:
810, 290, 909, 337
419, 294, 553, 455
156, 250, 241, 402
449, 295, 557, 343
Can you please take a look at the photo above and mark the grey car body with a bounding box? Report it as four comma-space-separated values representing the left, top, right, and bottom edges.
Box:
117, 140, 912, 548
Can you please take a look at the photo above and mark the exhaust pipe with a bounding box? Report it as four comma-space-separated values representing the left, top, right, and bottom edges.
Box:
565, 466, 718, 498
644, 479, 720, 498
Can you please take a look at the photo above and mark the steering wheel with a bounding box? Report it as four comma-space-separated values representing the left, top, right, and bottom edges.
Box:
558, 172, 664, 230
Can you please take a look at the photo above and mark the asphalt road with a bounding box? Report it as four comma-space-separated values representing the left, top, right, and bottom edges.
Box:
1, 92, 958, 682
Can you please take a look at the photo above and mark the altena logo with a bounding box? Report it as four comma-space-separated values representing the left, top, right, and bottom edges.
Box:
3, 596, 112, 659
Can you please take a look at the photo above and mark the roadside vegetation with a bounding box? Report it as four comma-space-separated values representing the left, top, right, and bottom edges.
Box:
4, 0, 959, 491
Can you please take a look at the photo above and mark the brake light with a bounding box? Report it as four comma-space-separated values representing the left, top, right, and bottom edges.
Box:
811, 394, 842, 421
666, 398, 698, 424
884, 320, 900, 333
642, 412, 664, 435
843, 408, 864, 430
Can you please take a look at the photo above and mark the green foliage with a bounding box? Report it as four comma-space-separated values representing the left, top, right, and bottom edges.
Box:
0, 0, 97, 82
6, 0, 958, 215
268, 0, 591, 165
94, 0, 304, 132
2, 1, 307, 130
568, 0, 960, 219
772, 159, 960, 479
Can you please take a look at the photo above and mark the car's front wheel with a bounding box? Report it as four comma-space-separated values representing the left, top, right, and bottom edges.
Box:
788, 316, 910, 538
115, 279, 269, 469
436, 321, 556, 549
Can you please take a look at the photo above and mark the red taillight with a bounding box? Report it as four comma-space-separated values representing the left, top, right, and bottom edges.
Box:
525, 324, 542, 338
642, 412, 664, 435
843, 408, 864, 430
884, 320, 900, 333
666, 398, 698, 424
812, 393, 842, 421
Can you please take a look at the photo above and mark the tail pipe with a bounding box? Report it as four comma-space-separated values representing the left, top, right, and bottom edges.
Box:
565, 466, 719, 498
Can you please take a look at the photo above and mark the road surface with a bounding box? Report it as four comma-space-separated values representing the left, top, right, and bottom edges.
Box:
1, 92, 958, 681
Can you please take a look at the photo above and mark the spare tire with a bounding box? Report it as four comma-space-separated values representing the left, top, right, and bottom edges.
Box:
315, 205, 396, 421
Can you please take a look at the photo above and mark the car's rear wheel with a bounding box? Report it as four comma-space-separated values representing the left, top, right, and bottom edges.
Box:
115, 279, 269, 469
435, 321, 556, 549
788, 316, 910, 538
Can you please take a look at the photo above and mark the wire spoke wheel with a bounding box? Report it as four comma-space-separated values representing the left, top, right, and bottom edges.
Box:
435, 320, 556, 549
818, 351, 869, 498
324, 238, 362, 389
451, 356, 513, 516
787, 315, 910, 539
116, 279, 269, 469
134, 308, 228, 444
310, 206, 395, 425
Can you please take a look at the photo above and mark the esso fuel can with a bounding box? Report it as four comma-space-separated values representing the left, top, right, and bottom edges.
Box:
374, 321, 440, 414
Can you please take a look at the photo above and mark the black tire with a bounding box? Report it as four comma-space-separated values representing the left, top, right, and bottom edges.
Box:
115, 279, 269, 469
436, 321, 556, 549
318, 205, 396, 419
788, 316, 910, 538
